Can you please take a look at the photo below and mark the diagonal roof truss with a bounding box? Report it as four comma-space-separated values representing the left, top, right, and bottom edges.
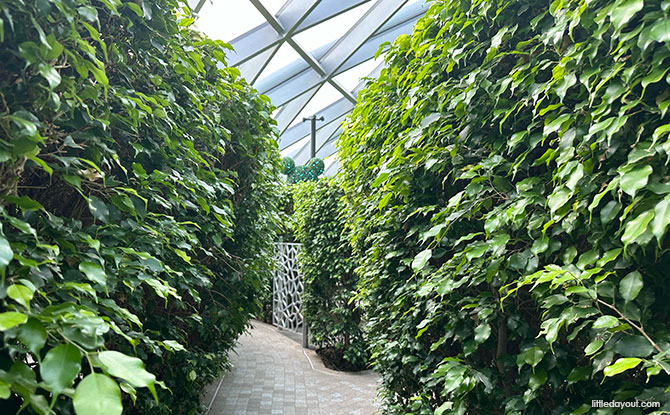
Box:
193, 0, 428, 174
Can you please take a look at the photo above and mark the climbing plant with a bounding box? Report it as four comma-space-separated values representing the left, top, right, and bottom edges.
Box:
339, 0, 670, 413
0, 0, 280, 414
293, 179, 367, 370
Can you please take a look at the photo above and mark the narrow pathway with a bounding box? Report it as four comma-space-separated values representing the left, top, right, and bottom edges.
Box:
204, 321, 380, 415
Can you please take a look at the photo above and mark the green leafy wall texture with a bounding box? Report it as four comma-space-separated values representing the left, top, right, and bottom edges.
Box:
0, 0, 281, 414
338, 0, 670, 413
293, 179, 367, 370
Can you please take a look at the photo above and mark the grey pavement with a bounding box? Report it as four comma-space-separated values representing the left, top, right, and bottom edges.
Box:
204, 320, 380, 415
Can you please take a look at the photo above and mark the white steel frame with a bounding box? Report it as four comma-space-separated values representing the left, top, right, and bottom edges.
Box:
194, 0, 427, 169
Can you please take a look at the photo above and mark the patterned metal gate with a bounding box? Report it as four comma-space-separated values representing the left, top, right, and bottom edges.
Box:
273, 243, 304, 333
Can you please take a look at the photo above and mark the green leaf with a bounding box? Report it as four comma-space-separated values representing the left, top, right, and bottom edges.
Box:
600, 200, 621, 224
0, 379, 9, 399
18, 318, 47, 355
73, 373, 122, 415
7, 284, 33, 309
649, 18, 670, 43
79, 262, 107, 286
412, 249, 432, 272
651, 196, 670, 243
610, 0, 643, 30
619, 165, 652, 197
88, 196, 109, 223
41, 344, 82, 395
619, 271, 643, 303
435, 401, 454, 415
592, 315, 619, 329
603, 357, 642, 377
474, 323, 491, 343
621, 211, 654, 246
613, 335, 654, 357
522, 347, 545, 368
97, 351, 157, 401
0, 311, 28, 330
547, 186, 572, 215
3, 195, 44, 211
584, 339, 604, 356
37, 63, 61, 89
0, 235, 13, 271
77, 6, 99, 23
527, 368, 547, 390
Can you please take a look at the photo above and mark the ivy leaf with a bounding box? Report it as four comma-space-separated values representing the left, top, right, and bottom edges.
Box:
613, 335, 654, 357
649, 18, 670, 43
79, 262, 107, 286
522, 347, 545, 368
603, 358, 642, 377
97, 351, 157, 401
0, 380, 9, 399
621, 211, 654, 246
411, 249, 432, 272
37, 63, 61, 89
435, 402, 454, 415
0, 311, 28, 330
547, 186, 572, 215
592, 315, 619, 329
584, 339, 604, 356
619, 271, 643, 303
600, 200, 621, 224
73, 373, 122, 415
7, 284, 33, 309
474, 323, 491, 343
0, 235, 13, 275
18, 318, 47, 355
610, 0, 643, 30
528, 368, 547, 390
41, 344, 82, 395
619, 165, 652, 197
651, 196, 670, 244
88, 196, 109, 223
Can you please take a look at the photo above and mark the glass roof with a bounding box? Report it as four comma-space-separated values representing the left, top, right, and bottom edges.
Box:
192, 0, 428, 175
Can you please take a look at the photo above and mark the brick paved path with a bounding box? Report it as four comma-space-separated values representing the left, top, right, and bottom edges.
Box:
204, 321, 380, 415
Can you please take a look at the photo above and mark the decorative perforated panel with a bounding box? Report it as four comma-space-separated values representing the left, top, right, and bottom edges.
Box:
273, 242, 304, 332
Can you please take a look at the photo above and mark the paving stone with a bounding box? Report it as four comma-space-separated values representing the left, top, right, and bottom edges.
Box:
205, 321, 380, 415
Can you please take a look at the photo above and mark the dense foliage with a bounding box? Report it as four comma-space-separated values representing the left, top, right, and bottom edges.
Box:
293, 179, 367, 370
339, 0, 670, 413
0, 1, 280, 414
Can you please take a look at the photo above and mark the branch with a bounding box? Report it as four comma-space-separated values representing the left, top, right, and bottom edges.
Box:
596, 298, 663, 354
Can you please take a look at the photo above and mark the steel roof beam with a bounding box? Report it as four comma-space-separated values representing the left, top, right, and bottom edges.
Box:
256, 0, 420, 96
263, 0, 409, 108
278, 62, 382, 150
227, 0, 370, 66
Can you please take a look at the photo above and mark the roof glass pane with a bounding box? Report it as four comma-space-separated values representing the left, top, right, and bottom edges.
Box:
333, 57, 381, 91
288, 83, 342, 129
282, 136, 309, 158
255, 42, 302, 85
293, 1, 374, 52
195, 0, 266, 42
263, 0, 286, 15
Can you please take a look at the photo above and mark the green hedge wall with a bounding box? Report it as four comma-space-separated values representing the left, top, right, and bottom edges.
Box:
0, 1, 280, 414
339, 0, 670, 413
294, 179, 367, 370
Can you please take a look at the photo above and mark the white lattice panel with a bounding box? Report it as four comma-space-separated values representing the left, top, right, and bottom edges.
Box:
273, 243, 303, 333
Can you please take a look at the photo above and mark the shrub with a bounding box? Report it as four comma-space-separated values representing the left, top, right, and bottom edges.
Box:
0, 1, 280, 414
339, 0, 670, 413
293, 179, 367, 370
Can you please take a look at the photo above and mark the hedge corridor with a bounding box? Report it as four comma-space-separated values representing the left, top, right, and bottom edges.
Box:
0, 0, 281, 414
338, 0, 670, 413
